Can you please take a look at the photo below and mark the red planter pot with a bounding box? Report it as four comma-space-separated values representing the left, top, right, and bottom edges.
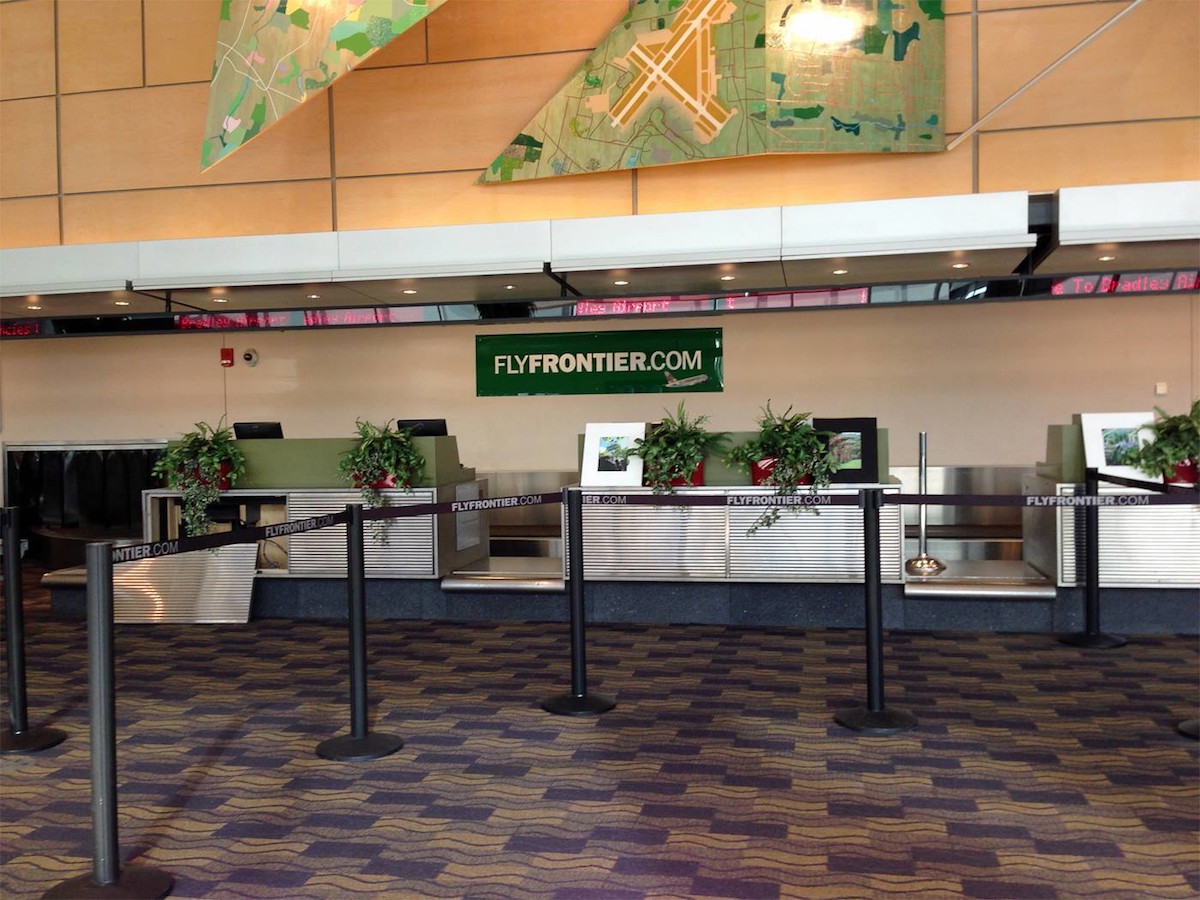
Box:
355, 473, 405, 490
750, 458, 812, 487
1168, 458, 1198, 485
666, 461, 705, 488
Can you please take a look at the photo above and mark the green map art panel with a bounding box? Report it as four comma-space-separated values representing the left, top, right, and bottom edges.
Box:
480, 0, 944, 184
203, 0, 447, 171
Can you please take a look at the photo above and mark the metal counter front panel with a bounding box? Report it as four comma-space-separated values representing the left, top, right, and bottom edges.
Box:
567, 487, 903, 583
113, 545, 258, 624
287, 489, 438, 577
1058, 484, 1200, 588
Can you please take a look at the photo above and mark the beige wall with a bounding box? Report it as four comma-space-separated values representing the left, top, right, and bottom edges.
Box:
3, 294, 1196, 472
1, 0, 1197, 479
1, 0, 1197, 246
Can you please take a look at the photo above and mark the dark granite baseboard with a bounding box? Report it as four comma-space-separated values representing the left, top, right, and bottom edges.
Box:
48, 578, 1198, 635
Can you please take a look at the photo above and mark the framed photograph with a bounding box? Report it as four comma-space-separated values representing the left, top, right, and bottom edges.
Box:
813, 417, 878, 483
1079, 411, 1156, 481
581, 422, 646, 487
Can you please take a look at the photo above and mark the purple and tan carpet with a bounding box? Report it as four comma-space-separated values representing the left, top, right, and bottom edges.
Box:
1, 568, 1197, 898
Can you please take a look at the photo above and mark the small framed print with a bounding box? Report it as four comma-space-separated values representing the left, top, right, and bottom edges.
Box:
1079, 411, 1156, 481
813, 417, 878, 483
581, 422, 646, 487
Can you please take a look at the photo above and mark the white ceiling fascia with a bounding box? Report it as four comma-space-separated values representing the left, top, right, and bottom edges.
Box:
1058, 181, 1200, 245
336, 220, 551, 280
0, 241, 141, 296
550, 207, 783, 272
133, 232, 340, 289
781, 191, 1035, 260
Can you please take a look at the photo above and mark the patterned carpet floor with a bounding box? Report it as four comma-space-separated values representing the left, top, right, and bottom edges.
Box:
1, 569, 1197, 899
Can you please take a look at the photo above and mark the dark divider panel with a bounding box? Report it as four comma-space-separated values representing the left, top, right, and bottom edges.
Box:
4, 448, 163, 568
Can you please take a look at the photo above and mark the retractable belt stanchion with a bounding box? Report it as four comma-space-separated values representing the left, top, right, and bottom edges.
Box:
835, 488, 916, 735
2, 507, 66, 754
45, 542, 173, 899
541, 488, 615, 716
317, 504, 403, 761
1058, 468, 1126, 649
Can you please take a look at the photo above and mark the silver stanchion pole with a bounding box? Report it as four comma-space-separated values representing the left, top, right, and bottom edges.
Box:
905, 432, 946, 576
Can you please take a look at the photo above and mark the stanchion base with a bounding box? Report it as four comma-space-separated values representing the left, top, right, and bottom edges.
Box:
1177, 719, 1199, 740
1, 725, 67, 754
540, 693, 616, 716
1057, 632, 1127, 649
315, 732, 403, 762
834, 706, 917, 735
43, 865, 174, 899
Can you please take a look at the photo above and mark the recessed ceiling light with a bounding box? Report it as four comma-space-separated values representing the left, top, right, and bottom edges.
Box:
114, 300, 130, 306
306, 293, 321, 300
951, 262, 970, 269
1098, 255, 1116, 262
832, 268, 849, 275
212, 297, 228, 304
613, 280, 629, 286
402, 289, 418, 295
720, 275, 736, 282
27, 305, 41, 311
505, 284, 516, 290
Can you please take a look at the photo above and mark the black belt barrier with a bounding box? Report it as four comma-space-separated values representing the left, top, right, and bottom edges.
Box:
316, 504, 404, 761
1, 507, 67, 755
44, 543, 174, 899
541, 488, 616, 716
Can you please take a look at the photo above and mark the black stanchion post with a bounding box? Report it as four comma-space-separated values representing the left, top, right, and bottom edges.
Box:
45, 543, 173, 899
1, 507, 66, 754
1058, 468, 1125, 649
541, 488, 615, 716
834, 489, 915, 735
316, 504, 403, 761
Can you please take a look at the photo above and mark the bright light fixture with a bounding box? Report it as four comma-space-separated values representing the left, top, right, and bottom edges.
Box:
213, 297, 228, 303
951, 262, 970, 269
306, 293, 321, 300
114, 300, 130, 306
402, 289, 418, 295
1098, 255, 1116, 262
27, 305, 41, 311
505, 284, 516, 290
720, 275, 736, 282
784, 7, 864, 46
613, 280, 629, 286
832, 268, 849, 275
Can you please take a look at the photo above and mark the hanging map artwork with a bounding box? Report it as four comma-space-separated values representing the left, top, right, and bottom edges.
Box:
202, 0, 447, 171
480, 0, 944, 184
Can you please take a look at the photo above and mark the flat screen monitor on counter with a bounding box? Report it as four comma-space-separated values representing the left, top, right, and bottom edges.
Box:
234, 422, 284, 439
396, 419, 448, 436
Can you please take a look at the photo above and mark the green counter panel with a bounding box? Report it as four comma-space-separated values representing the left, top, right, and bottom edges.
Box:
236, 437, 470, 489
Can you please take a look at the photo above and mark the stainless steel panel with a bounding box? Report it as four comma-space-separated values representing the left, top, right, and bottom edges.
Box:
112, 545, 258, 624
564, 487, 902, 583
1057, 484, 1200, 588
287, 489, 437, 577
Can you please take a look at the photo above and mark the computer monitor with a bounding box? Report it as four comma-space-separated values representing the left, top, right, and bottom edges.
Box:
395, 419, 447, 437
233, 422, 284, 439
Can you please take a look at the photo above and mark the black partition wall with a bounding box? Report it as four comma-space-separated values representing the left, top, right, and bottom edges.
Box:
4, 447, 162, 568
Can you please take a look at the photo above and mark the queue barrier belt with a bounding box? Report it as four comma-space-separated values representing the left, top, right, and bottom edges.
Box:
111, 483, 1198, 564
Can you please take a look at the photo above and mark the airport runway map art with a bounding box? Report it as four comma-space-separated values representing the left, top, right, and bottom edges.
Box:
480, 0, 944, 183
202, 0, 447, 170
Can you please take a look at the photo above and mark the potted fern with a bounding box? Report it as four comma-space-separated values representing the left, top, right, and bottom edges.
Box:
727, 402, 838, 531
338, 419, 426, 507
628, 402, 729, 493
1126, 400, 1200, 484
152, 419, 246, 536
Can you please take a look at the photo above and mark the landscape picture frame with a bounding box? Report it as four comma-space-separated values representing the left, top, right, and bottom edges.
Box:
813, 417, 879, 483
581, 422, 646, 487
1079, 411, 1156, 482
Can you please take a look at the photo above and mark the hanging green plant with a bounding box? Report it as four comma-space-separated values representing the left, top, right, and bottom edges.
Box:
152, 419, 247, 536
726, 402, 837, 532
628, 402, 729, 493
337, 419, 426, 507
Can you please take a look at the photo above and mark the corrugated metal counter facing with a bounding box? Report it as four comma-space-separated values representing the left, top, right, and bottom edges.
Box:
565, 485, 903, 584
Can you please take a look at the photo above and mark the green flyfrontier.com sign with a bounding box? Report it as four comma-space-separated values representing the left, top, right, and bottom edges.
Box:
476, 328, 723, 396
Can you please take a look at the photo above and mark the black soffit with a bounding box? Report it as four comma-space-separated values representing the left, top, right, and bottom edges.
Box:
2, 267, 1196, 341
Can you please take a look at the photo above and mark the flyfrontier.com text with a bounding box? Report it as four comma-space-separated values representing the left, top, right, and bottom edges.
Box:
493, 349, 702, 375
1024, 495, 1151, 507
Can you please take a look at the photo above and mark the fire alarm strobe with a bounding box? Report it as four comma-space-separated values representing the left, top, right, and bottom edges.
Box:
220, 347, 234, 367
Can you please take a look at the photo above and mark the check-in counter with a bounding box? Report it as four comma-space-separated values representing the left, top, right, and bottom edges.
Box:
567, 484, 903, 583
1023, 475, 1200, 588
